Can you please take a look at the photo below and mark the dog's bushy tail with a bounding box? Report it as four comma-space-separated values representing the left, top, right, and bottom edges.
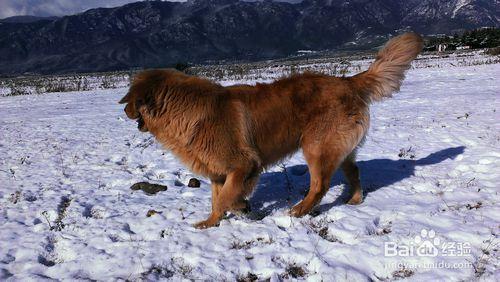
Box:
353, 32, 423, 102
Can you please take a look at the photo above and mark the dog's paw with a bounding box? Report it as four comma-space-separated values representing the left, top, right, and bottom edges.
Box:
193, 214, 221, 229
290, 203, 309, 217
193, 220, 218, 229
346, 193, 363, 205
230, 200, 251, 216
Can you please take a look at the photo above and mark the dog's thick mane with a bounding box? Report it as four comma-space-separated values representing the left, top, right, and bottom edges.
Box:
123, 69, 225, 119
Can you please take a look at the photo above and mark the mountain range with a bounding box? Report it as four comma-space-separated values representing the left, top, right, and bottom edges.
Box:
0, 0, 498, 75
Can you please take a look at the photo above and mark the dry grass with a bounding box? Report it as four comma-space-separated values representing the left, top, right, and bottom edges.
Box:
1, 49, 497, 97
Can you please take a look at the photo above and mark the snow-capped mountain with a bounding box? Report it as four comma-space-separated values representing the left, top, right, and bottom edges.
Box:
0, 0, 498, 75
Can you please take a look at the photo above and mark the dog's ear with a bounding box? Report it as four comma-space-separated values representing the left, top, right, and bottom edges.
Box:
119, 92, 130, 104
132, 70, 170, 116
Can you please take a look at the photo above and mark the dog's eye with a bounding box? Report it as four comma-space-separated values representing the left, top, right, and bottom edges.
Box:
124, 103, 140, 119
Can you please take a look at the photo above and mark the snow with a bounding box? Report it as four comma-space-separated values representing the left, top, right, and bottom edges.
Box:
0, 60, 499, 280
453, 0, 472, 18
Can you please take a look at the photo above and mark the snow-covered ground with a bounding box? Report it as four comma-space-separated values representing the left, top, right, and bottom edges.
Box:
0, 61, 499, 280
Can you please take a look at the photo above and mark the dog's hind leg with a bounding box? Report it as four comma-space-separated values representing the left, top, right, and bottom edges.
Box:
341, 151, 363, 205
290, 146, 341, 217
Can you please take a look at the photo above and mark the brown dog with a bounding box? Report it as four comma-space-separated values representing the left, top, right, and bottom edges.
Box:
120, 33, 423, 228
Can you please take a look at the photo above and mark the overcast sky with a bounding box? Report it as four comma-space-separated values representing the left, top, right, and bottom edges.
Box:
0, 0, 303, 19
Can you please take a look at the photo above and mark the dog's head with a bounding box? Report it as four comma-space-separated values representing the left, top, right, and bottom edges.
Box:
119, 69, 177, 132
120, 69, 223, 133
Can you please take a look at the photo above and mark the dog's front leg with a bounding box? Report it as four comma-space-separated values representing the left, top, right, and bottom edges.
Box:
194, 169, 247, 229
193, 180, 223, 229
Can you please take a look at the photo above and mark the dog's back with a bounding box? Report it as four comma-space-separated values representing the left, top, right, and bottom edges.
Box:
230, 33, 423, 168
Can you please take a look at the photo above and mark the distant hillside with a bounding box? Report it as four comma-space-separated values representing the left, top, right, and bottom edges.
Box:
0, 0, 498, 76
425, 27, 500, 50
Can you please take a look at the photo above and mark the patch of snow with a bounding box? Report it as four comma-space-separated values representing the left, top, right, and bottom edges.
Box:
0, 60, 499, 280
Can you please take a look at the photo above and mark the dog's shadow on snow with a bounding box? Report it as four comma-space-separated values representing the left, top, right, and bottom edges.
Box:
248, 146, 465, 219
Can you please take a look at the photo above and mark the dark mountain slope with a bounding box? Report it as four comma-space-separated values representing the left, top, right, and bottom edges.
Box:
0, 0, 497, 75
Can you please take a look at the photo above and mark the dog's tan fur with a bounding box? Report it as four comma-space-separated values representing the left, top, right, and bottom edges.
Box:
120, 33, 423, 228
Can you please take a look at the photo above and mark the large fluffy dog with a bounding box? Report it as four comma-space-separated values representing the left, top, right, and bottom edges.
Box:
120, 33, 423, 228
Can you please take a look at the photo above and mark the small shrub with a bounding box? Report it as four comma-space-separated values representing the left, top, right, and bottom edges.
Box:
485, 47, 500, 56
283, 263, 307, 279
237, 272, 258, 282
392, 267, 414, 279
174, 62, 190, 73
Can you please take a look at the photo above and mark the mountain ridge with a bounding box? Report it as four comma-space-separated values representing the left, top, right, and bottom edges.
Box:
0, 0, 498, 75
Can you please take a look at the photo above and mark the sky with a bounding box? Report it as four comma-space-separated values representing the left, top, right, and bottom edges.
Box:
0, 0, 303, 19
0, 0, 148, 19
